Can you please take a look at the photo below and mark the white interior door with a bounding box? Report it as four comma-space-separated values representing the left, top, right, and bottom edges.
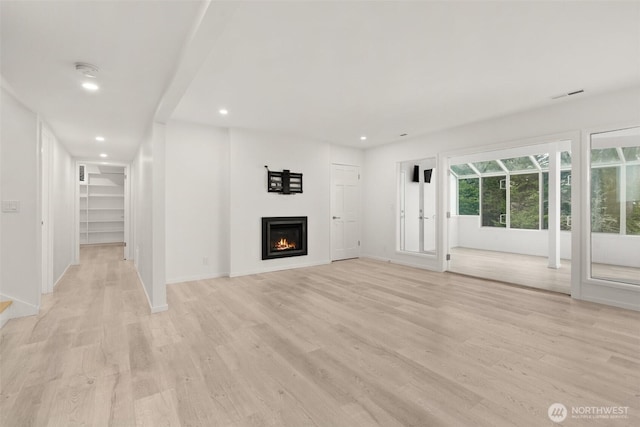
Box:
331, 164, 360, 261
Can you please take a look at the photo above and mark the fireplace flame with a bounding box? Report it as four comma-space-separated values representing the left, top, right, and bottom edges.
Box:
274, 238, 296, 250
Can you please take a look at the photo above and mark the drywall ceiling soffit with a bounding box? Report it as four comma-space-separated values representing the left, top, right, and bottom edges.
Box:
0, 0, 204, 163
172, 1, 640, 148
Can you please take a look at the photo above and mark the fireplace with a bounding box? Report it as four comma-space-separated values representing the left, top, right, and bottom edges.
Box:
262, 216, 307, 260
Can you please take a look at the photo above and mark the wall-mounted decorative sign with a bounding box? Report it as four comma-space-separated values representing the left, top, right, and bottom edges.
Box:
265, 166, 303, 194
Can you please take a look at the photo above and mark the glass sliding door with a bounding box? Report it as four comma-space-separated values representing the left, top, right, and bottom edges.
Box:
590, 126, 640, 285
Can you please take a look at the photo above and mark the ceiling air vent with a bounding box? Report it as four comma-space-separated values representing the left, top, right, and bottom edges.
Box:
551, 89, 585, 100
75, 62, 99, 78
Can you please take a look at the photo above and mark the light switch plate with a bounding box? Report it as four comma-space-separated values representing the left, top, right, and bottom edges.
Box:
1, 200, 20, 213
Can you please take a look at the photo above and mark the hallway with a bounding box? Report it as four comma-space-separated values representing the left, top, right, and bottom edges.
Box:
0, 244, 146, 425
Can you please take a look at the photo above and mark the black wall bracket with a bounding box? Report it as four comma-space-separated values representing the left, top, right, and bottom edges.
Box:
265, 166, 303, 194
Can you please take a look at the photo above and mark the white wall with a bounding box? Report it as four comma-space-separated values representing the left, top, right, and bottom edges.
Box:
228, 128, 332, 276
165, 120, 230, 283
50, 128, 74, 286
0, 87, 40, 314
592, 234, 640, 268
453, 217, 639, 268
131, 122, 167, 312
455, 216, 572, 258
330, 144, 364, 167
163, 124, 365, 282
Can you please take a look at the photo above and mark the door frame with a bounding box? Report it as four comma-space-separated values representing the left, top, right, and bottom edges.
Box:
442, 131, 578, 276
74, 161, 131, 262
39, 121, 54, 294
330, 163, 361, 261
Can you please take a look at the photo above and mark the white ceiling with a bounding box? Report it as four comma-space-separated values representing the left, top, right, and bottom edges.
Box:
0, 0, 203, 163
2, 1, 639, 162
173, 1, 640, 148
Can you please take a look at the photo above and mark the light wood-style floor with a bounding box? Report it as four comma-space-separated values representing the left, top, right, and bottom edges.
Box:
449, 247, 572, 293
1, 245, 639, 426
450, 247, 640, 293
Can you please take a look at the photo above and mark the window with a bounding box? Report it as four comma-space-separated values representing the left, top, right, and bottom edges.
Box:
626, 164, 640, 235
481, 176, 506, 227
591, 167, 620, 233
541, 170, 572, 231
560, 171, 572, 231
510, 173, 539, 229
458, 178, 479, 215
452, 150, 572, 230
473, 160, 503, 174
502, 156, 536, 171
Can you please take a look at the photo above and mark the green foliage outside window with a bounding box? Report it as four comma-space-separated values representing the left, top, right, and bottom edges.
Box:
458, 178, 479, 215
591, 167, 620, 233
481, 176, 506, 227
627, 165, 640, 235
510, 173, 539, 229
560, 171, 572, 231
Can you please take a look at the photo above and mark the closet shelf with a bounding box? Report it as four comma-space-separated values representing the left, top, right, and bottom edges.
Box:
79, 165, 126, 245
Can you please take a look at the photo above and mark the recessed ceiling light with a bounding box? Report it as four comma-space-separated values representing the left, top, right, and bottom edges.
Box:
99, 153, 108, 158
219, 109, 228, 115
95, 136, 105, 142
360, 136, 367, 141
82, 81, 99, 91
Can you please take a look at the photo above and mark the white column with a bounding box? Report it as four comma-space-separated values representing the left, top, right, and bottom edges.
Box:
548, 147, 561, 269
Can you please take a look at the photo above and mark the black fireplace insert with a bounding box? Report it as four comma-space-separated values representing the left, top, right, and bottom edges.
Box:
262, 216, 308, 260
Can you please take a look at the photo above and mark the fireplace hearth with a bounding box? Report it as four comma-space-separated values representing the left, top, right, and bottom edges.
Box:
262, 217, 307, 260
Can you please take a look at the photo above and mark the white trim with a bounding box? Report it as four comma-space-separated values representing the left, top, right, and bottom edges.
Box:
0, 294, 39, 328
166, 272, 229, 285
134, 267, 168, 314
449, 135, 573, 165
53, 263, 72, 289
394, 250, 436, 259
39, 121, 55, 294
362, 254, 442, 272
229, 260, 331, 278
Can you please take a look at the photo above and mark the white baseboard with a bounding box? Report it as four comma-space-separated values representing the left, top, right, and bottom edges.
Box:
134, 268, 168, 314
53, 263, 72, 289
166, 271, 229, 285
0, 294, 39, 328
360, 254, 441, 272
229, 259, 331, 278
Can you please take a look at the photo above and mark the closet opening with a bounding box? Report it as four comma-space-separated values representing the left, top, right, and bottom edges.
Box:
77, 162, 129, 261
